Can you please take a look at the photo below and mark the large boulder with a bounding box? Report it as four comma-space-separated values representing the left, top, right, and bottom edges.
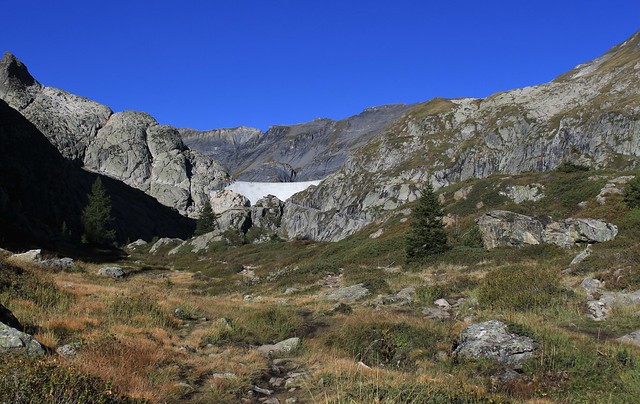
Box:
217, 208, 252, 234
0, 321, 44, 356
476, 210, 544, 249
10, 249, 42, 263
477, 210, 618, 249
455, 320, 535, 368
257, 337, 301, 357
543, 218, 618, 248
321, 284, 370, 302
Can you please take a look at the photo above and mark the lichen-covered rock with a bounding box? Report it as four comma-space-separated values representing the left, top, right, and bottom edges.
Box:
40, 257, 74, 271
257, 337, 301, 357
543, 218, 618, 247
97, 266, 124, 279
476, 210, 544, 249
0, 322, 44, 356
455, 320, 535, 368
502, 183, 545, 203
321, 284, 370, 302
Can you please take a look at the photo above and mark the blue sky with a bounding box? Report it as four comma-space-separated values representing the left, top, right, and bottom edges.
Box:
4, 1, 640, 131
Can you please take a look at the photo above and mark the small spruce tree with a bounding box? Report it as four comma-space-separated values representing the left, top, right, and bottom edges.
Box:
405, 182, 449, 262
81, 178, 116, 245
624, 175, 640, 209
194, 200, 216, 236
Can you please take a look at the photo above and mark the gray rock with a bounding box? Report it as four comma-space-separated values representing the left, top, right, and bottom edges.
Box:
126, 239, 148, 249
56, 342, 80, 357
422, 307, 451, 320
97, 266, 124, 279
258, 337, 301, 357
476, 211, 544, 249
217, 208, 252, 234
149, 237, 184, 254
321, 284, 370, 302
41, 257, 74, 271
251, 195, 285, 232
11, 249, 42, 262
455, 320, 535, 368
0, 322, 44, 355
570, 245, 591, 266
434, 298, 451, 308
544, 218, 618, 247
189, 231, 222, 253
502, 184, 545, 204
617, 330, 640, 347
210, 189, 250, 214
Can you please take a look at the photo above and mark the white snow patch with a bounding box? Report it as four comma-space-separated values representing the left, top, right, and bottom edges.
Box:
225, 180, 322, 204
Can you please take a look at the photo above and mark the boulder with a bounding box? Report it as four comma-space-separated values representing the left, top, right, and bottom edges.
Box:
476, 210, 544, 249
97, 266, 124, 279
188, 232, 223, 253
617, 330, 640, 347
126, 239, 148, 250
258, 337, 301, 357
454, 320, 535, 368
501, 184, 545, 204
149, 237, 184, 254
209, 189, 250, 214
321, 284, 370, 302
0, 322, 44, 356
10, 249, 42, 262
570, 245, 591, 266
40, 257, 74, 271
217, 208, 252, 234
543, 218, 618, 247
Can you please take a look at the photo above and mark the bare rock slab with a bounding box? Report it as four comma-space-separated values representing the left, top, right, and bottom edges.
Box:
321, 284, 370, 302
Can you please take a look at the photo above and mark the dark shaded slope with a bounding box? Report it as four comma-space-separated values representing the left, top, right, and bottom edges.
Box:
0, 100, 194, 249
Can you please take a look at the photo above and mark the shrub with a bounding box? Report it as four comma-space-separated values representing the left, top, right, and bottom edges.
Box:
556, 162, 590, 173
624, 175, 640, 209
477, 266, 573, 311
460, 225, 484, 248
0, 355, 134, 403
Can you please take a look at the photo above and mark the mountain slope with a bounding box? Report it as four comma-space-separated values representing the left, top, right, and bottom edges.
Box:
180, 104, 413, 181
279, 30, 640, 240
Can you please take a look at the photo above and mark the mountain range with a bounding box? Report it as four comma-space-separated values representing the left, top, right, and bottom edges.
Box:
1, 30, 639, 244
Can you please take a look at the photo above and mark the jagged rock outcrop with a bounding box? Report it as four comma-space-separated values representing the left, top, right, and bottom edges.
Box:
476, 210, 618, 249
210, 190, 250, 214
0, 52, 229, 217
0, 99, 195, 245
251, 195, 285, 232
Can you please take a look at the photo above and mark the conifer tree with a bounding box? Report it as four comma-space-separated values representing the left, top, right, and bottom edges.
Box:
624, 175, 640, 209
194, 200, 216, 236
81, 178, 116, 245
405, 182, 449, 262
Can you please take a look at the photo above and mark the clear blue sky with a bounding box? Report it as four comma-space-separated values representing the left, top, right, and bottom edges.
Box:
4, 1, 640, 131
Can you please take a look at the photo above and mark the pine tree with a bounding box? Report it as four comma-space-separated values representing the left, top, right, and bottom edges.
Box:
81, 178, 116, 245
405, 182, 449, 262
194, 200, 216, 236
624, 175, 640, 209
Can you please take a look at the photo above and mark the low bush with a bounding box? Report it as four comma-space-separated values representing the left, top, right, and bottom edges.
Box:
477, 266, 573, 311
0, 355, 135, 403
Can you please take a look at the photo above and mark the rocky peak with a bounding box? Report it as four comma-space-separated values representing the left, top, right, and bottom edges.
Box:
0, 52, 42, 109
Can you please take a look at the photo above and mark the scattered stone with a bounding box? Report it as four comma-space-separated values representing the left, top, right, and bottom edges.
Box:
258, 337, 301, 357
395, 287, 416, 305
126, 239, 148, 249
0, 322, 44, 356
369, 228, 384, 239
269, 377, 285, 388
422, 307, 451, 320
252, 385, 274, 396
356, 361, 371, 369
41, 257, 74, 271
244, 294, 262, 302
617, 330, 640, 347
97, 266, 124, 279
210, 372, 237, 379
454, 320, 535, 368
284, 287, 299, 295
285, 398, 298, 404
56, 342, 80, 357
262, 398, 280, 404
454, 185, 473, 201
570, 245, 591, 266
581, 278, 604, 297
476, 201, 484, 210
10, 249, 42, 262
321, 284, 370, 302
587, 300, 610, 322
434, 298, 451, 308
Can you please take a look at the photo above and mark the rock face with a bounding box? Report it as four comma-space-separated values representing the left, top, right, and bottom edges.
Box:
455, 320, 535, 368
0, 52, 229, 218
180, 105, 414, 182
275, 31, 640, 241
0, 99, 195, 245
0, 321, 44, 356
477, 210, 617, 249
251, 196, 285, 232
210, 190, 250, 214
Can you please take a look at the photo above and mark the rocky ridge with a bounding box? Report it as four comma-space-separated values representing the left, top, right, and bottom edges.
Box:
0, 52, 229, 217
